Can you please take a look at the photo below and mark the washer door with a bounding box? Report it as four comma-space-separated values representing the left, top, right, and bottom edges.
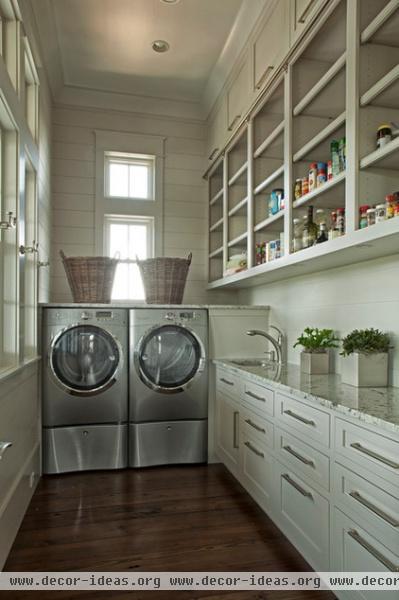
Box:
50, 325, 121, 395
136, 324, 205, 393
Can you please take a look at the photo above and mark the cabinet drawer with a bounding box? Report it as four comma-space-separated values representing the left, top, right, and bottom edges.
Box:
241, 406, 273, 450
242, 380, 274, 418
240, 430, 273, 509
276, 393, 330, 447
276, 427, 329, 491
333, 463, 399, 555
332, 508, 399, 590
216, 368, 240, 400
335, 418, 399, 488
275, 459, 329, 571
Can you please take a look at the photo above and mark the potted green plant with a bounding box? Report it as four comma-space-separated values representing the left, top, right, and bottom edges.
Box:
340, 328, 391, 387
294, 327, 339, 374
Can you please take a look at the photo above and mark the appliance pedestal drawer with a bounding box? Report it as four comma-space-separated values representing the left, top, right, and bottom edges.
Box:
43, 424, 128, 474
274, 459, 330, 571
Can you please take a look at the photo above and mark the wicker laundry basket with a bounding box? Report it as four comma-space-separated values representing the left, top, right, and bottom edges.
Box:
60, 250, 119, 303
137, 253, 192, 304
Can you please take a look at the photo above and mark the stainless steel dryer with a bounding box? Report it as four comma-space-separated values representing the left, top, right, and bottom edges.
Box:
129, 308, 208, 467
42, 307, 128, 474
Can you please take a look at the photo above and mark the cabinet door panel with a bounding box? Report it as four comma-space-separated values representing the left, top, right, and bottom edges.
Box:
216, 392, 239, 471
240, 431, 274, 511
291, 0, 325, 45
253, 0, 289, 92
227, 55, 250, 132
207, 99, 227, 162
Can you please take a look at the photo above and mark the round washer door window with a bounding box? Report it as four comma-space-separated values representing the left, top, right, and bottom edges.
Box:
50, 325, 120, 393
138, 325, 202, 391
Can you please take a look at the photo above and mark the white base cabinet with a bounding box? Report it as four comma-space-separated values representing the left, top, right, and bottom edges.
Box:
214, 364, 399, 598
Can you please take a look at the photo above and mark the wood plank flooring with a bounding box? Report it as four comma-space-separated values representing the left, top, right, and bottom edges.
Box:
4, 465, 335, 599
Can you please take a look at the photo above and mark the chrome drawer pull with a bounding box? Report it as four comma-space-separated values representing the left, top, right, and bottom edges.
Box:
283, 409, 315, 426
233, 411, 239, 449
220, 377, 234, 386
228, 114, 241, 132
349, 491, 399, 528
245, 390, 266, 403
245, 419, 265, 434
244, 441, 264, 458
298, 0, 317, 24
350, 442, 399, 469
283, 445, 315, 467
0, 442, 12, 460
348, 529, 399, 572
208, 147, 219, 161
282, 473, 313, 499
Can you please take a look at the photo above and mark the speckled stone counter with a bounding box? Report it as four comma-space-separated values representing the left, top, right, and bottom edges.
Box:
214, 359, 399, 436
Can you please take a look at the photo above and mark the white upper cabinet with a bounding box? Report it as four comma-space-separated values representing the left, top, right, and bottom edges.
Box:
206, 96, 227, 162
252, 0, 290, 93
227, 53, 250, 133
290, 0, 327, 46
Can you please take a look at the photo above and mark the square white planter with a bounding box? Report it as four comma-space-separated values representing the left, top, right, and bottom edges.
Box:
300, 351, 329, 375
341, 352, 388, 387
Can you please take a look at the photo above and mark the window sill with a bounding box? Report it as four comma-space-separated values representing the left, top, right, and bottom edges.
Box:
0, 356, 41, 383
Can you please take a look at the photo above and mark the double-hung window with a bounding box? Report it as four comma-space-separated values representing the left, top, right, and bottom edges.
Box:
104, 215, 154, 301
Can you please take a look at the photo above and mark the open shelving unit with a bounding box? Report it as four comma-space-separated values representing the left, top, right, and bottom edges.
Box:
206, 0, 399, 288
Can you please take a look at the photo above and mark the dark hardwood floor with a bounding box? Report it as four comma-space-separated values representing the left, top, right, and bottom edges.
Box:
4, 465, 335, 599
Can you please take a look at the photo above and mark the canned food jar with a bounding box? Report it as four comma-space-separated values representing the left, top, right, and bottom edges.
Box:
359, 205, 369, 229
385, 194, 396, 219
327, 160, 333, 180
308, 162, 317, 192
302, 177, 309, 195
317, 162, 327, 187
375, 203, 386, 223
294, 179, 302, 199
366, 207, 376, 227
337, 208, 345, 235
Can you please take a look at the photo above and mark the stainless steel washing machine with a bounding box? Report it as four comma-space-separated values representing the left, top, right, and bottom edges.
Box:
42, 307, 128, 474
129, 308, 208, 467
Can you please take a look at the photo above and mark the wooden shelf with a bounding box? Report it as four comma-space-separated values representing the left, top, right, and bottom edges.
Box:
293, 112, 346, 162
360, 136, 399, 171
228, 232, 247, 248
210, 218, 223, 233
293, 171, 346, 210
228, 162, 248, 186
360, 64, 399, 107
209, 246, 223, 259
254, 210, 284, 233
208, 219, 399, 290
254, 165, 284, 196
254, 121, 284, 158
293, 53, 346, 117
210, 188, 223, 206
229, 196, 248, 217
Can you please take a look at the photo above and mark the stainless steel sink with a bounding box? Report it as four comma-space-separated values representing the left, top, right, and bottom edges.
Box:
231, 359, 274, 368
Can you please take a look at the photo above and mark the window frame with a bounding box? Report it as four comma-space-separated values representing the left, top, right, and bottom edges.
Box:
103, 214, 154, 302
104, 152, 155, 201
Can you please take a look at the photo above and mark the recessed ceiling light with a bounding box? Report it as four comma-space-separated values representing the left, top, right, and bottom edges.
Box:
152, 40, 170, 53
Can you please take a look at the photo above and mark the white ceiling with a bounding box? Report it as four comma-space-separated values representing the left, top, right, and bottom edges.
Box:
31, 0, 244, 103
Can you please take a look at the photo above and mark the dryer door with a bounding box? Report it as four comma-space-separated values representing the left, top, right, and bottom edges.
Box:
50, 325, 122, 395
136, 324, 205, 393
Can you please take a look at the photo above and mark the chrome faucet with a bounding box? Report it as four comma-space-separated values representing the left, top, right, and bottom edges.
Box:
246, 327, 284, 365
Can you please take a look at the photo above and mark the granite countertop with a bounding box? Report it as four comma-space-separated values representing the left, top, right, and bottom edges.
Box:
214, 359, 399, 436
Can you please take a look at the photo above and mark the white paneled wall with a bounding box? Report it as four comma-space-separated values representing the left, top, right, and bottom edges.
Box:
239, 254, 399, 386
51, 105, 235, 304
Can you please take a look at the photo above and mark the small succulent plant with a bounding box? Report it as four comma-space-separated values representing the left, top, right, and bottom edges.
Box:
341, 328, 391, 356
294, 327, 339, 354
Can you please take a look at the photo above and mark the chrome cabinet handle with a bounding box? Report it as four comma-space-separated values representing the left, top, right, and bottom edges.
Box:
245, 390, 266, 403
298, 0, 316, 23
350, 442, 399, 469
244, 441, 264, 458
0, 442, 12, 460
233, 411, 239, 449
283, 445, 315, 467
256, 66, 274, 90
282, 473, 313, 499
220, 377, 234, 386
349, 491, 399, 528
348, 529, 399, 572
228, 114, 241, 132
208, 147, 219, 161
283, 409, 315, 426
245, 419, 265, 434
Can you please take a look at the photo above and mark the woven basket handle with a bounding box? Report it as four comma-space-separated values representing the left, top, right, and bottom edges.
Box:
187, 252, 192, 265
59, 250, 67, 262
